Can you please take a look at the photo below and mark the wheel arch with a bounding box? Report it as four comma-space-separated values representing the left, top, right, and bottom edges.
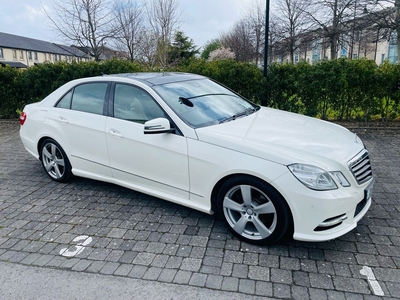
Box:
37, 136, 68, 161
210, 173, 294, 238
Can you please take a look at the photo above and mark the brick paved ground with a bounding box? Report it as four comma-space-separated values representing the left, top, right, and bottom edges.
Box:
1, 120, 399, 299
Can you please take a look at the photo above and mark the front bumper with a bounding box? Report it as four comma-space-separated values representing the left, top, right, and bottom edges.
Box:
272, 172, 374, 242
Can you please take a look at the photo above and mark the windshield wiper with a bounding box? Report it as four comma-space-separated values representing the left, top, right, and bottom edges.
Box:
219, 107, 257, 124
181, 93, 236, 101
178, 93, 238, 107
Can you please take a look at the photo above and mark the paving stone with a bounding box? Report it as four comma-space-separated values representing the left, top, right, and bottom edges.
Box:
173, 270, 192, 284
100, 262, 120, 275
248, 265, 270, 281
20, 253, 41, 265
180, 258, 201, 272
232, 263, 248, 278
43, 254, 64, 267
205, 274, 223, 289
32, 254, 54, 267
203, 256, 223, 267
292, 286, 309, 300
8, 251, 29, 263
273, 283, 291, 298
86, 261, 107, 273
309, 273, 334, 289
128, 265, 147, 279
221, 277, 239, 292
239, 279, 255, 294
224, 250, 243, 264
332, 276, 370, 294
199, 265, 220, 275
158, 268, 178, 283
165, 256, 182, 269
271, 268, 293, 284
220, 262, 233, 276
71, 259, 92, 272
105, 249, 124, 262
189, 273, 207, 287
142, 266, 162, 280
255, 281, 273, 297
132, 252, 155, 266
113, 264, 133, 276
189, 236, 208, 247
59, 257, 80, 269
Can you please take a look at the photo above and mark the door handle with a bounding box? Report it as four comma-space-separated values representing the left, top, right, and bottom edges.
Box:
58, 116, 69, 124
109, 129, 124, 138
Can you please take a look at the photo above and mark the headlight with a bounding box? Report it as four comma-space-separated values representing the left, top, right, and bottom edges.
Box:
288, 164, 338, 191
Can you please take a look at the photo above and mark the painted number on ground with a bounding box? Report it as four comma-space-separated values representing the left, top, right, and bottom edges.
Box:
60, 235, 93, 258
360, 266, 384, 296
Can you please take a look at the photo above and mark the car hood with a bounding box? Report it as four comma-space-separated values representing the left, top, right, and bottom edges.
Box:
195, 107, 364, 171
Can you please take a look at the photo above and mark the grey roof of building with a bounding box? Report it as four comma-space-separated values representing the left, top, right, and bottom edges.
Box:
53, 44, 88, 58
0, 32, 87, 57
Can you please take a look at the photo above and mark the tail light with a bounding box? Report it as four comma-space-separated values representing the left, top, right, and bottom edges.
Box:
20, 112, 27, 125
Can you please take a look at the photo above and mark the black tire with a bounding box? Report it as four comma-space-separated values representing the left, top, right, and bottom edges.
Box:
40, 138, 73, 182
217, 176, 291, 245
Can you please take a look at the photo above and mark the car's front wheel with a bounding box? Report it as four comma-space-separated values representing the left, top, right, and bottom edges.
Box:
40, 139, 73, 182
217, 176, 291, 245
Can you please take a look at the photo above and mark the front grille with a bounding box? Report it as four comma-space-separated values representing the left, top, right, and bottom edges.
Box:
349, 150, 373, 184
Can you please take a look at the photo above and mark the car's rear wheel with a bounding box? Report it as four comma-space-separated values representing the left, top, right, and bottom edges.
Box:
40, 139, 72, 182
217, 176, 291, 245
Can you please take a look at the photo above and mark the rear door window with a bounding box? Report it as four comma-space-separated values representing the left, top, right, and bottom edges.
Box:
56, 83, 108, 115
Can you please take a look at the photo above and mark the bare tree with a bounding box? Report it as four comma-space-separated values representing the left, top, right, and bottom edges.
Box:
136, 29, 159, 67
45, 0, 115, 61
146, 0, 181, 67
366, 0, 398, 61
273, 0, 310, 63
304, 0, 360, 60
266, 14, 285, 62
220, 20, 255, 62
112, 0, 144, 62
244, 0, 266, 66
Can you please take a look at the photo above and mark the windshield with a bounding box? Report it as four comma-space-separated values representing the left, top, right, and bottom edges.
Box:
153, 79, 259, 128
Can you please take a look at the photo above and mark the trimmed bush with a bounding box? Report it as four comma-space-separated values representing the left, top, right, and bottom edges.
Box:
0, 58, 399, 121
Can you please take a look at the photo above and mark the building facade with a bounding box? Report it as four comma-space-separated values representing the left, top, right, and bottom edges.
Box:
0, 32, 91, 68
270, 9, 398, 65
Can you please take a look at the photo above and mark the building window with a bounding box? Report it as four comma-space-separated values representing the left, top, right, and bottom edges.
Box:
54, 54, 58, 61
388, 33, 398, 63
312, 40, 321, 63
19, 50, 24, 60
294, 53, 299, 63
34, 52, 38, 61
0, 48, 3, 59
381, 54, 385, 64
341, 43, 348, 58
12, 49, 17, 59
28, 51, 33, 60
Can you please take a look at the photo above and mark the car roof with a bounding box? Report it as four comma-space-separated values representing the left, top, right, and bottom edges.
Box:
104, 72, 207, 86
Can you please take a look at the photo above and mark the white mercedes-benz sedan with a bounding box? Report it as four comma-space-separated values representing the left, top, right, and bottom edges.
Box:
19, 72, 374, 245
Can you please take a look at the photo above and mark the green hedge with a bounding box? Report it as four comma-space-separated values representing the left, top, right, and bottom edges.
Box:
1, 58, 399, 121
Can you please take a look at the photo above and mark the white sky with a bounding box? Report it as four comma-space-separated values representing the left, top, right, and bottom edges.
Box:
0, 0, 259, 48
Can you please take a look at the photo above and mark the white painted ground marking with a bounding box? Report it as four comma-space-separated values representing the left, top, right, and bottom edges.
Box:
60, 235, 93, 258
360, 266, 384, 296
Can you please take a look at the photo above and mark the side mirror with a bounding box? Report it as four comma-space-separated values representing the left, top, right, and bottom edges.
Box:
144, 118, 175, 134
